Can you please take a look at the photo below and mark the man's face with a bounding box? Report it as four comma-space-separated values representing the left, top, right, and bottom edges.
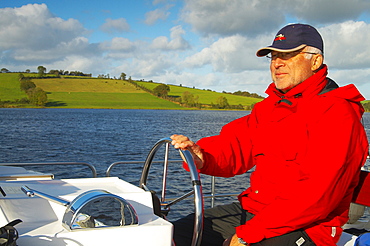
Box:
270, 50, 315, 93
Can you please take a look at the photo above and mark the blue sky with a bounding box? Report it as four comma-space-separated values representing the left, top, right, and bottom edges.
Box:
1, 0, 370, 99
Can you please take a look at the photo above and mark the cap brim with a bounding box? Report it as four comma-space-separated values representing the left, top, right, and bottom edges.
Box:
256, 44, 307, 57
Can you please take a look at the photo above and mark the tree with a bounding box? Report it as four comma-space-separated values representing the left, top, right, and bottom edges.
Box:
27, 87, 47, 106
20, 80, 36, 92
216, 96, 229, 109
232, 90, 264, 99
153, 84, 170, 97
37, 66, 46, 77
49, 69, 61, 75
181, 91, 200, 108
1, 68, 9, 73
120, 73, 126, 80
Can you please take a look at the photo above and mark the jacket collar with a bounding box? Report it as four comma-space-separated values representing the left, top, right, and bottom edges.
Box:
266, 65, 328, 106
262, 65, 329, 122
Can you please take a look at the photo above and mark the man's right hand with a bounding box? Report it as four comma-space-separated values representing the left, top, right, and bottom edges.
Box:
170, 134, 204, 169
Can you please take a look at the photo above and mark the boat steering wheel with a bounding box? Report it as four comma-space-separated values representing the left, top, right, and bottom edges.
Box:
139, 138, 203, 246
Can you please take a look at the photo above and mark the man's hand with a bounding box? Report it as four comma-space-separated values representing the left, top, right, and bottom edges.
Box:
223, 234, 249, 246
170, 134, 204, 169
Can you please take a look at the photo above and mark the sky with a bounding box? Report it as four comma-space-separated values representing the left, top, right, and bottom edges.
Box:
1, 0, 370, 99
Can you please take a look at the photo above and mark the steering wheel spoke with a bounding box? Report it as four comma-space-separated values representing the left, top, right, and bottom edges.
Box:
139, 138, 204, 246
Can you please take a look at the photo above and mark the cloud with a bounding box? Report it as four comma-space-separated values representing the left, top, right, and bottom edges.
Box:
151, 25, 190, 50
289, 0, 370, 24
113, 53, 173, 78
100, 37, 136, 52
9, 37, 97, 63
181, 0, 370, 37
181, 0, 284, 36
0, 3, 85, 50
49, 55, 103, 74
100, 18, 130, 33
330, 68, 370, 87
144, 8, 170, 25
0, 3, 99, 68
0, 4, 103, 75
320, 21, 370, 69
152, 0, 168, 5
184, 34, 269, 72
99, 37, 138, 60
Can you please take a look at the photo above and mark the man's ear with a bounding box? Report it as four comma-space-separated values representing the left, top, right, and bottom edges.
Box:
311, 54, 323, 72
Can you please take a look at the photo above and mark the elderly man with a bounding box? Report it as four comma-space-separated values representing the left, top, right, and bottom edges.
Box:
171, 24, 369, 246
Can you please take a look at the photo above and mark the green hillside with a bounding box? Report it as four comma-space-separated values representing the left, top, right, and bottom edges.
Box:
0, 73, 27, 101
0, 73, 262, 109
0, 73, 183, 109
32, 77, 185, 109
135, 81, 262, 106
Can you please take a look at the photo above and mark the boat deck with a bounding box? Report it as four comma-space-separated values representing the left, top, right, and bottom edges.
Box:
0, 176, 173, 246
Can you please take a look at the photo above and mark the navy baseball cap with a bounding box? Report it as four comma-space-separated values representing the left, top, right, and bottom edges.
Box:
256, 24, 323, 57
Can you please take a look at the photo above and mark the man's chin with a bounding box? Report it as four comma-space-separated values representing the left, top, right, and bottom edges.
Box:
275, 85, 292, 93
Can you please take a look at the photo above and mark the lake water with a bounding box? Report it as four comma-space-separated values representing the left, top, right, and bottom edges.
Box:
0, 108, 250, 173
1, 108, 370, 220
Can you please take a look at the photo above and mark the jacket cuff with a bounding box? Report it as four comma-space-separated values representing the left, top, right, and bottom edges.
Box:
236, 224, 265, 243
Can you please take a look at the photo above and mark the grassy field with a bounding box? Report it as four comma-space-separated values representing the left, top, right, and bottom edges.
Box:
0, 74, 184, 109
34, 77, 146, 93
44, 92, 184, 109
0, 73, 27, 100
0, 73, 262, 109
135, 81, 263, 106
35, 77, 184, 109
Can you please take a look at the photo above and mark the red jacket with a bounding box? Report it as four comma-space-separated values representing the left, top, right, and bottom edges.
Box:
197, 66, 369, 245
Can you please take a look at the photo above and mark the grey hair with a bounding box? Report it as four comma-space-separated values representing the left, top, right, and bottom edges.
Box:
303, 46, 323, 59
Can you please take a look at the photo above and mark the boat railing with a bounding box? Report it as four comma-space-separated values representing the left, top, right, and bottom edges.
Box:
106, 160, 179, 177
1, 160, 239, 207
0, 162, 98, 178
106, 159, 240, 208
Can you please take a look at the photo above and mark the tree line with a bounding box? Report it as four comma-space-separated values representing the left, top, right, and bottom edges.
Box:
2, 66, 92, 78
223, 90, 264, 99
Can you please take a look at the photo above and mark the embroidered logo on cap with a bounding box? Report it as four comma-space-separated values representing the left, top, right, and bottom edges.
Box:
274, 34, 286, 41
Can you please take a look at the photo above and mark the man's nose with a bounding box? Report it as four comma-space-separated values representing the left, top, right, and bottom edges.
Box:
272, 58, 285, 68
